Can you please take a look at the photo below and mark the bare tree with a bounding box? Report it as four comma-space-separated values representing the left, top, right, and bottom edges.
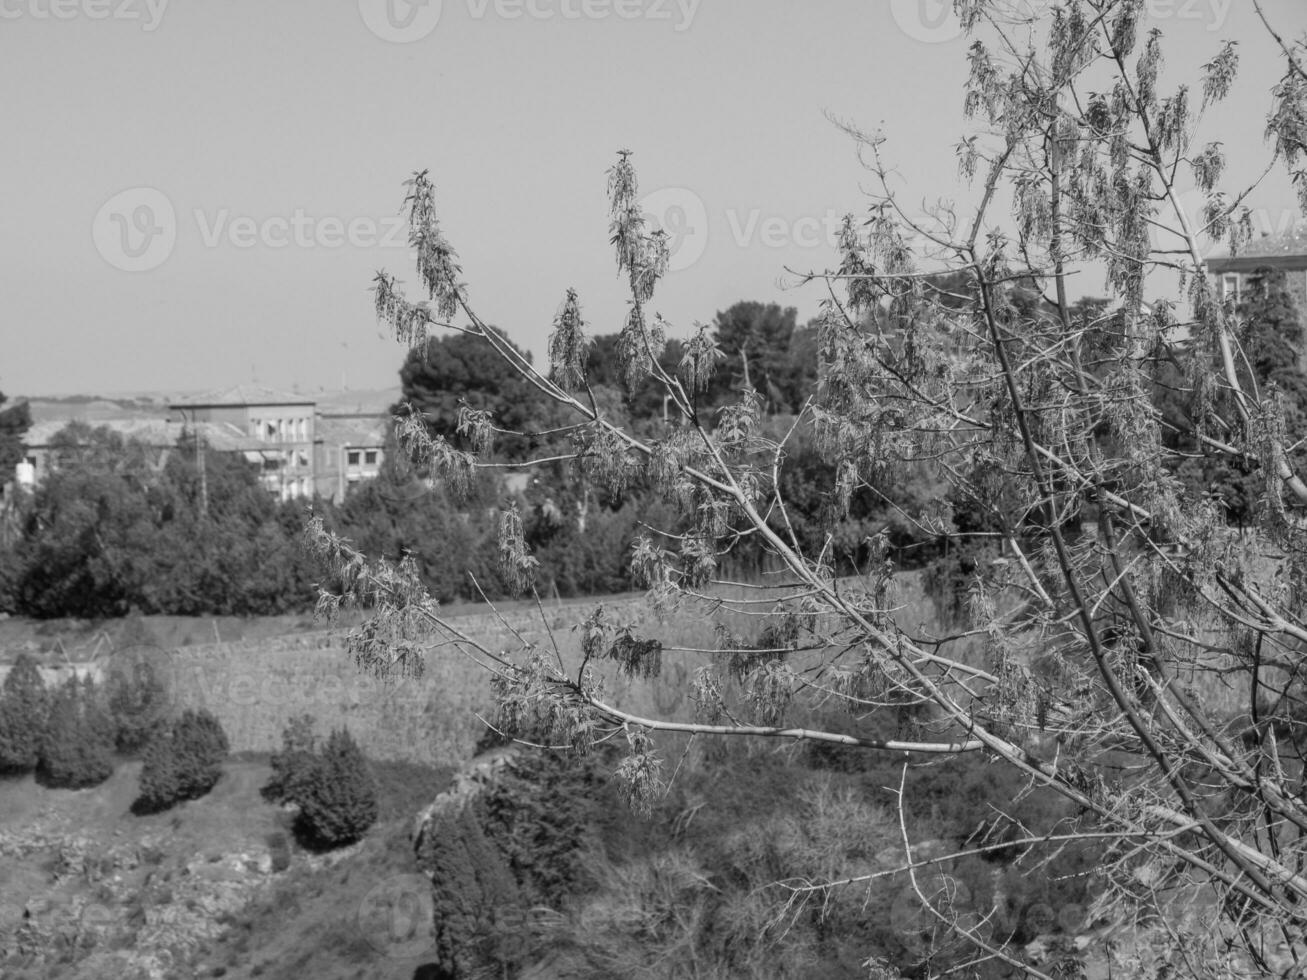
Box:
309, 2, 1307, 975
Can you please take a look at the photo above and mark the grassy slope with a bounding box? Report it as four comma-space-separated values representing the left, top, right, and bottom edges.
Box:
0, 755, 454, 980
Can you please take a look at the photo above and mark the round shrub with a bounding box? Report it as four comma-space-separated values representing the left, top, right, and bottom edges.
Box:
135, 709, 229, 813
295, 727, 378, 849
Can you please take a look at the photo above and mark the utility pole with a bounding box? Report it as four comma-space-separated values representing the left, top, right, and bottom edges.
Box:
196, 424, 208, 518
183, 409, 208, 518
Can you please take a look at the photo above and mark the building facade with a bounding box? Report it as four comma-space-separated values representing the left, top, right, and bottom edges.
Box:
169, 386, 318, 501
312, 414, 388, 502
16, 386, 395, 505
1207, 225, 1307, 329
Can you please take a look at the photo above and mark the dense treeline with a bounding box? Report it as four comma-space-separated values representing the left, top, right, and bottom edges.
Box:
0, 422, 319, 618
3, 283, 1300, 620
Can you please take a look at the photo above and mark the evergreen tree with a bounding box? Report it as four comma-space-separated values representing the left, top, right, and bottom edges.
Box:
135, 708, 229, 813
294, 727, 378, 849
0, 392, 32, 475
106, 653, 171, 755
37, 676, 114, 789
261, 713, 320, 806
0, 653, 49, 774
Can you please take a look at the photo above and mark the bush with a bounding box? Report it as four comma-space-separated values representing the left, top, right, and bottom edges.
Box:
0, 653, 49, 774
37, 676, 114, 789
135, 709, 229, 813
294, 727, 378, 849
261, 714, 320, 806
105, 653, 171, 755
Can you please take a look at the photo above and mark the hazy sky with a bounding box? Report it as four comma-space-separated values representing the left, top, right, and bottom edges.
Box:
3, 0, 1304, 398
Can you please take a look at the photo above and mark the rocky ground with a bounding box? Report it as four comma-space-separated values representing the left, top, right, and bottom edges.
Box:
0, 760, 287, 980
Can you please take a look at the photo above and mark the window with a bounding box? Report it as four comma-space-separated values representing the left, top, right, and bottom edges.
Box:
364, 450, 378, 466
298, 418, 309, 441
1222, 274, 1241, 301
250, 418, 262, 439
347, 450, 361, 469
266, 420, 279, 441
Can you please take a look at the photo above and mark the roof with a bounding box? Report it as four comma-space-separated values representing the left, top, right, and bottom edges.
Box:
312, 387, 402, 415
23, 418, 264, 453
1208, 222, 1307, 271
315, 416, 388, 448
169, 384, 315, 409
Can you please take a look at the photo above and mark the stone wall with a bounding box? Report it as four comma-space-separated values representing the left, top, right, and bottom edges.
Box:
162, 596, 694, 767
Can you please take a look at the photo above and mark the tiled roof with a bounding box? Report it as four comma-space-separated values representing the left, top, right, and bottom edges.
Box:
315, 416, 388, 448
23, 418, 260, 452
1208, 222, 1307, 264
170, 384, 314, 409
313, 387, 402, 415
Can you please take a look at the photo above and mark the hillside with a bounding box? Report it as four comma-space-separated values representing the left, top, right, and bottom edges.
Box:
0, 753, 453, 980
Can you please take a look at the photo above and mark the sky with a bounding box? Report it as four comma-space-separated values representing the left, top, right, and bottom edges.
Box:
2, 0, 1305, 398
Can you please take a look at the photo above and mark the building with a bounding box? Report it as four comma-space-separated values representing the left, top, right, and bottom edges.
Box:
18, 416, 257, 487
1207, 224, 1307, 310
16, 386, 396, 505
313, 414, 388, 502
169, 386, 317, 501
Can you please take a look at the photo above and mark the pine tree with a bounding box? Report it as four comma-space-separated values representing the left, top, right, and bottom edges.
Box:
295, 727, 378, 849
0, 653, 49, 774
261, 713, 319, 806
37, 676, 114, 789
135, 709, 229, 813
